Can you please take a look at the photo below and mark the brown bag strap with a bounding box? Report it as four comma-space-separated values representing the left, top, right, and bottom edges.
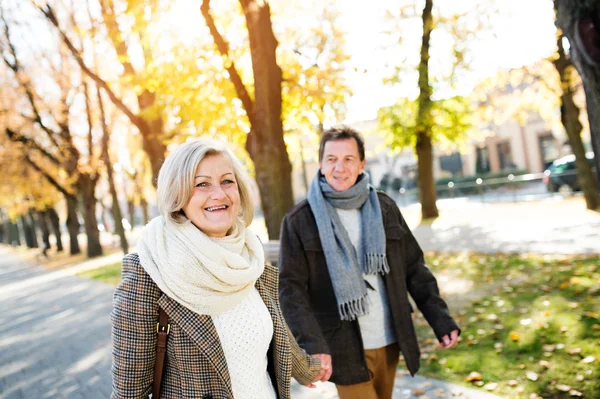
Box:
153, 307, 170, 399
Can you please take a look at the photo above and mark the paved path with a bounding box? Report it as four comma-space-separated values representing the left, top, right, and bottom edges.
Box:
409, 197, 600, 255
0, 247, 114, 399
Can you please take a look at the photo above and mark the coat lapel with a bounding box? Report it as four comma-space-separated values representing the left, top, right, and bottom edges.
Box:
157, 294, 233, 396
256, 265, 292, 398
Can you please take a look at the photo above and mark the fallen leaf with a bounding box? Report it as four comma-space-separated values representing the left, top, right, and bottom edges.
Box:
569, 389, 583, 397
539, 360, 550, 368
465, 371, 482, 382
508, 380, 518, 386
518, 364, 526, 369
567, 348, 582, 355
483, 382, 498, 391
412, 389, 425, 396
575, 375, 584, 381
556, 384, 571, 392
526, 371, 538, 381
581, 356, 595, 363
474, 381, 484, 387
516, 386, 524, 394
542, 345, 556, 352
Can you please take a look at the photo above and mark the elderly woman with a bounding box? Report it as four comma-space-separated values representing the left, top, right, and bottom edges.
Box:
111, 138, 323, 398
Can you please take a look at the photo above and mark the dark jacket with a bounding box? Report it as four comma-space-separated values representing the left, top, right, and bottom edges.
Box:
278, 192, 459, 385
111, 254, 320, 398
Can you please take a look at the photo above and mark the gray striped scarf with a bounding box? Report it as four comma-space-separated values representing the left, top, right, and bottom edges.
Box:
307, 171, 389, 321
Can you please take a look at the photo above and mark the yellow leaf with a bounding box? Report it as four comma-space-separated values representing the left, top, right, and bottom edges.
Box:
465, 371, 482, 382
510, 331, 520, 341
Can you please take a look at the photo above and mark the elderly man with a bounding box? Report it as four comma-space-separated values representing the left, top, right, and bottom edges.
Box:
278, 126, 460, 399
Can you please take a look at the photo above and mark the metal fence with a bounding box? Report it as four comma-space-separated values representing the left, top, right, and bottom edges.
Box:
389, 169, 589, 206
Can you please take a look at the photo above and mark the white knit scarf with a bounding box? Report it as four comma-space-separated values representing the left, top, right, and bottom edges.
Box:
136, 216, 265, 316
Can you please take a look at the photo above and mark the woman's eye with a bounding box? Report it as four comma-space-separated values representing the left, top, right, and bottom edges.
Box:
195, 182, 209, 188
222, 179, 234, 186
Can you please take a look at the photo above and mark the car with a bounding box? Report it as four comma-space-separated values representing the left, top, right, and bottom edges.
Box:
543, 152, 597, 193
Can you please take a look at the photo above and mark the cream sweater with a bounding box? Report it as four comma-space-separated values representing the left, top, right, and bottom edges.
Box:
212, 288, 277, 399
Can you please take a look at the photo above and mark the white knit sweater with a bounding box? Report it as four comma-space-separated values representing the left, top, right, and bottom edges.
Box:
212, 288, 277, 399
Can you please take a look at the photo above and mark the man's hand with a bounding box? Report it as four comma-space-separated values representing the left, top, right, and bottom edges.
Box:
439, 329, 459, 349
305, 353, 332, 387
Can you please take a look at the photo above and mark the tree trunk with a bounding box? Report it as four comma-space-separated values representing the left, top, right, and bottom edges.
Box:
127, 199, 135, 230
78, 174, 102, 257
21, 213, 39, 248
140, 196, 150, 225
98, 86, 129, 253
415, 0, 439, 219
8, 220, 21, 246
553, 35, 599, 210
240, 0, 294, 239
0, 210, 6, 244
37, 210, 51, 254
65, 195, 81, 255
248, 139, 294, 237
416, 133, 438, 218
47, 207, 63, 252
299, 136, 309, 195
555, 1, 600, 193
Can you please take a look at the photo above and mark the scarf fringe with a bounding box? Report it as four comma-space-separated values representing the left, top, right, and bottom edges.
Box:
339, 296, 371, 321
364, 253, 390, 275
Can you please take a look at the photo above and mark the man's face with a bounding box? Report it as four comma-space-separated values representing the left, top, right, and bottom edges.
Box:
320, 138, 366, 192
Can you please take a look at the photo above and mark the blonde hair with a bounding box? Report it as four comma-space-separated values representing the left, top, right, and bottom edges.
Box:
156, 138, 254, 226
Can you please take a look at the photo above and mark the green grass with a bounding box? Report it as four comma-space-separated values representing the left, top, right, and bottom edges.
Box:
78, 261, 122, 286
407, 253, 600, 399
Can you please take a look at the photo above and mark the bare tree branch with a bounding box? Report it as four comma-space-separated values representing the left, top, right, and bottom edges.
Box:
24, 154, 72, 198
0, 12, 62, 150
33, 2, 145, 131
6, 128, 62, 169
201, 0, 256, 126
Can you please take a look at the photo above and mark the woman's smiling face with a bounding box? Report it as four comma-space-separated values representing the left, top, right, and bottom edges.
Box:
182, 154, 240, 237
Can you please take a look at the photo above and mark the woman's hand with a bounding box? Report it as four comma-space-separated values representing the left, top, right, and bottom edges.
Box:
304, 353, 332, 387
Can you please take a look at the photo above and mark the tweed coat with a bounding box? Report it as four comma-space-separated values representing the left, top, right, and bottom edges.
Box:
111, 253, 321, 399
278, 192, 460, 385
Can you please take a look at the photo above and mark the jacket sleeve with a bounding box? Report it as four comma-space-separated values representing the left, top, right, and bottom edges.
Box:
278, 214, 330, 355
111, 254, 160, 399
389, 203, 460, 341
286, 314, 322, 385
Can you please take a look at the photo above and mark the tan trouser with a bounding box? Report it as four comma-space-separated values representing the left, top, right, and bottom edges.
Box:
335, 343, 400, 399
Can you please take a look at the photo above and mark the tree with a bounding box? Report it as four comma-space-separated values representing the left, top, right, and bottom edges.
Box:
555, 0, 600, 192
0, 8, 102, 257
379, 0, 491, 219
34, 0, 167, 188
278, 1, 353, 194
552, 32, 599, 209
96, 85, 129, 253
201, 0, 294, 238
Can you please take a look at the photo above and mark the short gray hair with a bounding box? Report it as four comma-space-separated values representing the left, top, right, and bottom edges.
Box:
156, 137, 254, 226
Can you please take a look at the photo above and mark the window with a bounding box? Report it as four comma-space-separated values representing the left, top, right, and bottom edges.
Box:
497, 141, 515, 170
